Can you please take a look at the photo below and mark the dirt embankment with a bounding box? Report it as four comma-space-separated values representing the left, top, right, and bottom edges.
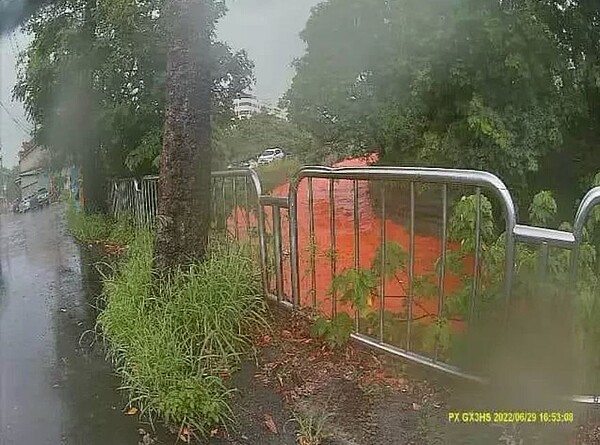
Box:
206, 303, 598, 445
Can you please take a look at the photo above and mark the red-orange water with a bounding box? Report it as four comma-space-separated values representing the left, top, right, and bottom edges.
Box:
228, 156, 466, 327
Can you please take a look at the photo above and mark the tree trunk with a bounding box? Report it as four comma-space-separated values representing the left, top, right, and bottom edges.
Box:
154, 0, 213, 271
79, 0, 107, 214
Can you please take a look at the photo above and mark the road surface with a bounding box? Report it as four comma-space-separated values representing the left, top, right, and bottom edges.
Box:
0, 205, 146, 445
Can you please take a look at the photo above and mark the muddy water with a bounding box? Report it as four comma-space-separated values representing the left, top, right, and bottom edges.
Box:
229, 157, 465, 325
0, 205, 159, 445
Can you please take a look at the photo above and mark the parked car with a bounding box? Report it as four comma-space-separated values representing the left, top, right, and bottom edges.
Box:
257, 148, 285, 165
36, 188, 49, 207
19, 198, 30, 213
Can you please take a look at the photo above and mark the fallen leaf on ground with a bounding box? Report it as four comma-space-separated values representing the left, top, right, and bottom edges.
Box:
125, 407, 138, 415
264, 413, 278, 434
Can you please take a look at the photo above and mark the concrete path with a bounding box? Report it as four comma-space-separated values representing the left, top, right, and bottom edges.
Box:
0, 205, 144, 445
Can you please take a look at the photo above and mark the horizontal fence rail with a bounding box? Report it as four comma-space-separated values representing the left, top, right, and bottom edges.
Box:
108, 166, 600, 403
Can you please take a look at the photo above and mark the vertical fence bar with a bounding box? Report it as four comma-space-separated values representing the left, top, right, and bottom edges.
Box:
379, 182, 386, 343
406, 182, 415, 351
232, 179, 239, 240
353, 179, 360, 332
272, 207, 284, 303
435, 184, 448, 361
308, 178, 317, 308
221, 178, 227, 234
329, 179, 337, 317
140, 180, 146, 226
152, 179, 157, 223
142, 179, 149, 226
470, 188, 482, 322
289, 183, 300, 308
243, 176, 250, 236
133, 179, 140, 227
138, 180, 144, 225
257, 203, 269, 297
211, 178, 218, 230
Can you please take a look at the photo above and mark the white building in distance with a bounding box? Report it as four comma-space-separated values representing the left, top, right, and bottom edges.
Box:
233, 93, 287, 120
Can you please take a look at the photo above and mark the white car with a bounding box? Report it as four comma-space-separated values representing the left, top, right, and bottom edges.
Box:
257, 148, 285, 165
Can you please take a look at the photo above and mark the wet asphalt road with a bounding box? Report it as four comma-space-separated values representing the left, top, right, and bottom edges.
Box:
0, 205, 144, 445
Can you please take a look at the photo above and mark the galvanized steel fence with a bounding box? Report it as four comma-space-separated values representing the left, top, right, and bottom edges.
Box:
109, 166, 600, 403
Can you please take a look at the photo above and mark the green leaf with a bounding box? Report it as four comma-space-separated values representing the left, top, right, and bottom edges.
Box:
529, 191, 557, 226
331, 268, 378, 312
371, 241, 408, 280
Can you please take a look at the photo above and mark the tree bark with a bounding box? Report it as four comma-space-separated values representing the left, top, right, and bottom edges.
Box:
79, 0, 107, 214
154, 0, 213, 271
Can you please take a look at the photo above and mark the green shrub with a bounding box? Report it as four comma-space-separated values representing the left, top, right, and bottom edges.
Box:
98, 232, 267, 434
66, 202, 136, 246
310, 313, 354, 349
66, 203, 113, 242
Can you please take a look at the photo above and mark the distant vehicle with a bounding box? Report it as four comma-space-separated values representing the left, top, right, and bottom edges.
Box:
257, 148, 285, 165
19, 198, 30, 213
37, 188, 49, 207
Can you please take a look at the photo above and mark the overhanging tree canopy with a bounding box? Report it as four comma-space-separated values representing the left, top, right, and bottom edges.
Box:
285, 0, 598, 205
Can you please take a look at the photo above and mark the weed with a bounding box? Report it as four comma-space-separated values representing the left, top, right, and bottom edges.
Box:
310, 313, 354, 349
289, 409, 333, 445
98, 232, 267, 435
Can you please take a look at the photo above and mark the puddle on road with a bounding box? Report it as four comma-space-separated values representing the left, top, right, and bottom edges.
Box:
54, 245, 171, 444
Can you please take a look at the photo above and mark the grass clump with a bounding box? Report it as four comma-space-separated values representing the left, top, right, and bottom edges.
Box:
290, 409, 332, 445
66, 202, 136, 246
97, 231, 267, 435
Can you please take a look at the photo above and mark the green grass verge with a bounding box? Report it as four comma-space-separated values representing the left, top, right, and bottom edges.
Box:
97, 231, 268, 435
65, 202, 136, 246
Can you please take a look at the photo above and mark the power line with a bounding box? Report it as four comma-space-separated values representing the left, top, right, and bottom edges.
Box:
2, 105, 31, 133
0, 101, 32, 136
0, 100, 32, 131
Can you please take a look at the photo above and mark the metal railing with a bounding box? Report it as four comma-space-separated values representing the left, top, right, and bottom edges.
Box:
108, 170, 268, 292
109, 166, 600, 401
286, 167, 517, 381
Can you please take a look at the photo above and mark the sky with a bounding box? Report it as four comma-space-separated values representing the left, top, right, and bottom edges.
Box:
0, 0, 321, 168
